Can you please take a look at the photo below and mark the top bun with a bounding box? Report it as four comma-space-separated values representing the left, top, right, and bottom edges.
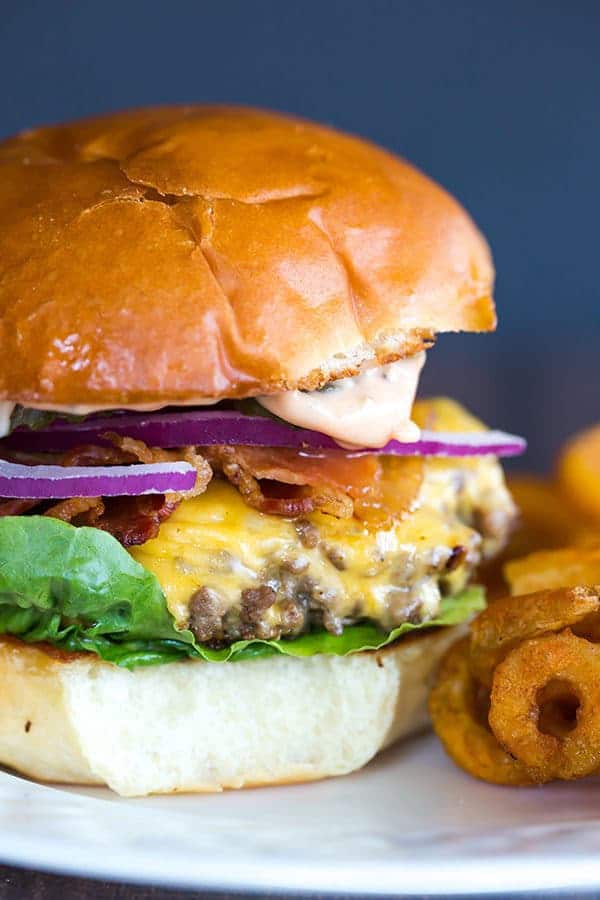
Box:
0, 106, 495, 406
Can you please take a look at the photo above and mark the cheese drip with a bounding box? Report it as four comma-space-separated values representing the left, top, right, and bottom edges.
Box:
258, 353, 426, 449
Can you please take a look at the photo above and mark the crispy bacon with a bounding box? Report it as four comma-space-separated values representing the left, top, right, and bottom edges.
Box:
0, 490, 179, 546
102, 433, 171, 465
44, 496, 105, 523
203, 446, 424, 526
41, 491, 180, 548
260, 481, 339, 517
86, 495, 181, 547
0, 438, 211, 546
0, 498, 40, 516
0, 430, 422, 541
203, 446, 352, 518
61, 443, 138, 466
103, 432, 212, 499
48, 437, 211, 544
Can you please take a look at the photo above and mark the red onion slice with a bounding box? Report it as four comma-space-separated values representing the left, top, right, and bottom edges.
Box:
0, 459, 197, 499
378, 431, 527, 458
2, 410, 526, 457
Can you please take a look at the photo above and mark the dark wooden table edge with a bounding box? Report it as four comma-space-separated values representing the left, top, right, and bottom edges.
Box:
2, 862, 600, 900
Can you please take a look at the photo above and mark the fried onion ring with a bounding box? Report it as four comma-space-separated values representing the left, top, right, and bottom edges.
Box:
558, 423, 600, 526
505, 544, 600, 597
429, 638, 536, 786
470, 586, 600, 688
489, 629, 600, 780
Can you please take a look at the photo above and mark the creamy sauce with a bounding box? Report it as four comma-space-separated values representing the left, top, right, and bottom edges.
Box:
17, 398, 220, 415
257, 353, 426, 448
0, 354, 426, 446
0, 397, 220, 439
0, 403, 15, 438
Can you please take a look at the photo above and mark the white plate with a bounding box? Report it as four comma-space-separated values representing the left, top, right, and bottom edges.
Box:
2, 732, 600, 895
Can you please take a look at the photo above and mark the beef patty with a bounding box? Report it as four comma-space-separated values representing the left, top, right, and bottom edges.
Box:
130, 450, 515, 646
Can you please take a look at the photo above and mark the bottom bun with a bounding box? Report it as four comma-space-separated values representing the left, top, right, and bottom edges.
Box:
0, 627, 461, 797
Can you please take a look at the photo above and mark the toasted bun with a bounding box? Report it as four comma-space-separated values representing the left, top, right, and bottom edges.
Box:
0, 626, 461, 796
0, 106, 494, 407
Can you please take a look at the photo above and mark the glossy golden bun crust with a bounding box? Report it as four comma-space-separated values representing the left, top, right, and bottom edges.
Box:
0, 106, 495, 406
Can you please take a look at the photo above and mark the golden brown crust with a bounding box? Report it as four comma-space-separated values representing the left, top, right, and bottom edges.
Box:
0, 105, 495, 405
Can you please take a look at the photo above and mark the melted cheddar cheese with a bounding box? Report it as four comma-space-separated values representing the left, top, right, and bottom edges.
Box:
130, 400, 514, 636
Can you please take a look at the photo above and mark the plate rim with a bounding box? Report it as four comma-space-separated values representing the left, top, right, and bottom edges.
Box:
3, 756, 600, 895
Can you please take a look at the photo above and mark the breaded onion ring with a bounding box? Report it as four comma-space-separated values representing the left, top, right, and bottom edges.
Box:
470, 586, 600, 688
489, 629, 600, 780
505, 545, 600, 597
429, 638, 536, 786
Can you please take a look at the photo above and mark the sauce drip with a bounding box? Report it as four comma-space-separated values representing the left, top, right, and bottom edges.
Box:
258, 353, 426, 448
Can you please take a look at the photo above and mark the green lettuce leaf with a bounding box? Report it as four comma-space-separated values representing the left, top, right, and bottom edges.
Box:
8, 405, 87, 433
229, 398, 303, 429
9, 400, 288, 436
0, 516, 485, 668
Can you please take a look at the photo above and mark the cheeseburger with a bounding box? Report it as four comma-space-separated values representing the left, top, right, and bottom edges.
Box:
0, 106, 523, 796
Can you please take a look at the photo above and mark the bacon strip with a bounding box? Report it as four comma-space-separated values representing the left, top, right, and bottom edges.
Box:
61, 443, 138, 467
0, 438, 211, 546
204, 445, 345, 518
0, 498, 40, 516
41, 491, 180, 548
44, 496, 105, 523
0, 433, 423, 540
356, 455, 425, 527
203, 446, 424, 526
85, 495, 181, 547
103, 432, 212, 499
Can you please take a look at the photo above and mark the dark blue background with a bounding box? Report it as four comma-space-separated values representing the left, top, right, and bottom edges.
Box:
1, 1, 598, 467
